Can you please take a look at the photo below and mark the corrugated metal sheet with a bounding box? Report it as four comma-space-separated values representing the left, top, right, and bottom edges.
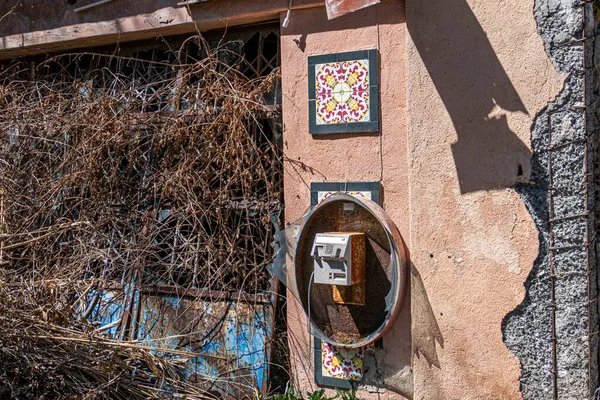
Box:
324, 0, 380, 19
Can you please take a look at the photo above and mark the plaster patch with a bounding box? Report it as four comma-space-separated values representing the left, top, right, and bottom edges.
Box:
458, 193, 521, 273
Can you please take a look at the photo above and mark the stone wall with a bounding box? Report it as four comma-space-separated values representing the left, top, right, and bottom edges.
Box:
503, 0, 599, 398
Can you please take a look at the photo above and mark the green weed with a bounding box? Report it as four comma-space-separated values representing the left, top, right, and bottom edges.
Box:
267, 387, 361, 400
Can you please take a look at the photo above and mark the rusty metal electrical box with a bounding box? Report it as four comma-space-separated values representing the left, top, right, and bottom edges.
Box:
311, 232, 366, 305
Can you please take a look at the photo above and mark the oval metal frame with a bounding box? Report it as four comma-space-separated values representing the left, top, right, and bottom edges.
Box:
294, 192, 409, 348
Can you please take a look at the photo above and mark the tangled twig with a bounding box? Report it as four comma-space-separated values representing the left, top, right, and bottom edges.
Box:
0, 35, 282, 398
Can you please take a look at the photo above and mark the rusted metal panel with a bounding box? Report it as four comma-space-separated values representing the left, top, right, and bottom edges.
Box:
85, 289, 128, 338
82, 287, 274, 396
324, 0, 380, 20
136, 295, 273, 397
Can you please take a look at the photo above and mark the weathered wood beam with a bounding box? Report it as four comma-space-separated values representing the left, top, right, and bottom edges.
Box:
0, 0, 322, 60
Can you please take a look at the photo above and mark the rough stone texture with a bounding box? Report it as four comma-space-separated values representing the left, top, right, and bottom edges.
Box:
502, 0, 598, 399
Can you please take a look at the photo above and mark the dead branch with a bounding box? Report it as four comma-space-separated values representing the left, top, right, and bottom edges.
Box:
0, 34, 283, 399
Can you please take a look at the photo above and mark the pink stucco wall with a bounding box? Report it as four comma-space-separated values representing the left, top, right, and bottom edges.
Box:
405, 0, 563, 398
280, 0, 564, 398
280, 1, 410, 398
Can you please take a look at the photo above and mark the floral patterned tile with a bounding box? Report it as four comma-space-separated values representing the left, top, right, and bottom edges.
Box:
315, 60, 370, 125
308, 50, 379, 134
316, 190, 372, 204
321, 341, 366, 381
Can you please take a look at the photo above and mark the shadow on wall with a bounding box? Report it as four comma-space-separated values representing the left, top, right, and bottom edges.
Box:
282, 1, 405, 45
379, 264, 443, 399
410, 264, 444, 368
407, 0, 531, 193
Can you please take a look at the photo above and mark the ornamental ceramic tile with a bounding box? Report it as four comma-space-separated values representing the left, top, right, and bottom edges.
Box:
321, 341, 365, 381
317, 190, 372, 205
308, 50, 379, 134
315, 60, 370, 125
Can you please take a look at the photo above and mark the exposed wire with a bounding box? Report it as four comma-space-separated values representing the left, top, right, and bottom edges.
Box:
73, 0, 115, 13
307, 270, 315, 369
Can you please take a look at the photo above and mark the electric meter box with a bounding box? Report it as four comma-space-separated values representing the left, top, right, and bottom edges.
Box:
311, 232, 366, 286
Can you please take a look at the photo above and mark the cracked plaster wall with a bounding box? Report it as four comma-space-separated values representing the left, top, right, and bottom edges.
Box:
502, 0, 599, 399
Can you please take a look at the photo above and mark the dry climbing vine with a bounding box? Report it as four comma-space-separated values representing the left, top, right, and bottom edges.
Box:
0, 35, 283, 399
